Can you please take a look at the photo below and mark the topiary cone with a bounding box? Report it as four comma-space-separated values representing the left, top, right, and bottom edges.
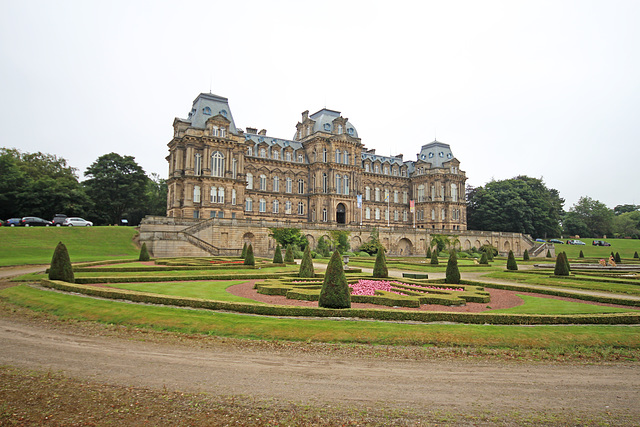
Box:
373, 247, 388, 278
298, 245, 315, 277
139, 242, 150, 261
506, 250, 518, 271
523, 249, 530, 261
318, 250, 351, 309
554, 252, 569, 276
445, 250, 461, 284
244, 244, 255, 266
430, 249, 439, 265
273, 244, 283, 264
241, 242, 247, 259
49, 241, 75, 283
284, 245, 294, 263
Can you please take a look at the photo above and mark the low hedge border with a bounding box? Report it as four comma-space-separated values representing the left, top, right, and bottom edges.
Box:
73, 263, 288, 273
39, 280, 640, 325
74, 272, 299, 284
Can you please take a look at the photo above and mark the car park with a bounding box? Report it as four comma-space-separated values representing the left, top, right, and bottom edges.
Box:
549, 239, 564, 244
20, 217, 52, 226
568, 239, 586, 245
63, 217, 93, 227
592, 240, 611, 246
4, 218, 22, 227
52, 214, 67, 226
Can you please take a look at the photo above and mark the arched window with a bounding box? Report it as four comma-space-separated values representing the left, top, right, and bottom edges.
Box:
365, 186, 371, 201
273, 199, 279, 213
218, 187, 224, 204
273, 176, 279, 192
193, 185, 201, 203
232, 158, 237, 179
322, 208, 327, 222
246, 173, 253, 189
451, 183, 458, 202
298, 202, 304, 215
259, 174, 266, 191
259, 198, 266, 213
344, 176, 349, 195
365, 163, 370, 172
211, 151, 224, 177
194, 153, 202, 176
322, 173, 328, 193
212, 125, 218, 136
245, 198, 252, 211
286, 177, 292, 193
323, 148, 327, 162
298, 179, 304, 194
336, 174, 342, 194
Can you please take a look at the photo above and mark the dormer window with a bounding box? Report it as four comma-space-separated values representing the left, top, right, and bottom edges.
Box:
428, 152, 434, 158
337, 124, 343, 134
439, 152, 444, 157
260, 148, 266, 158
285, 151, 292, 162
365, 163, 370, 172
220, 109, 228, 118
298, 154, 304, 163
273, 151, 279, 160
347, 128, 354, 135
323, 123, 331, 131
212, 126, 219, 137
203, 107, 212, 115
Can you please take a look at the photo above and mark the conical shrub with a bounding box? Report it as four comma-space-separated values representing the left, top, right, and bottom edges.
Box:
273, 244, 283, 264
615, 252, 622, 264
523, 249, 530, 261
318, 250, 351, 309
546, 249, 552, 258
139, 242, 150, 261
298, 245, 315, 277
634, 251, 639, 259
445, 250, 461, 284
373, 247, 388, 278
506, 250, 518, 271
487, 249, 494, 261
49, 241, 75, 283
430, 250, 439, 265
579, 250, 584, 258
479, 252, 488, 265
244, 244, 255, 266
426, 246, 432, 258
284, 245, 295, 263
564, 251, 571, 272
241, 242, 247, 259
554, 252, 570, 276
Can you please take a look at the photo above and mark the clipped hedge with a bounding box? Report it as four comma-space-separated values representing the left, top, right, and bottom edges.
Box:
39, 280, 640, 325
74, 272, 299, 284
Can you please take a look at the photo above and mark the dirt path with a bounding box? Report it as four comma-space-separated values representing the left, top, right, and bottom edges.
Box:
1, 317, 639, 420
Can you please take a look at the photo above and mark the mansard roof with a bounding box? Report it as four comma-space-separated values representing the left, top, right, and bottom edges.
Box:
181, 93, 238, 133
309, 108, 359, 138
416, 140, 457, 167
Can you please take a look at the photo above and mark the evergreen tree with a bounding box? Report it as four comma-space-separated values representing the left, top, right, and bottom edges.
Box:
244, 244, 255, 266
563, 251, 571, 272
49, 241, 75, 283
579, 250, 584, 258
317, 236, 330, 257
273, 244, 283, 264
554, 252, 570, 276
426, 246, 432, 258
523, 249, 530, 261
487, 249, 494, 261
284, 245, 295, 263
634, 251, 639, 259
615, 252, 622, 264
445, 250, 461, 284
138, 242, 150, 261
506, 250, 518, 271
318, 250, 351, 309
241, 242, 247, 259
479, 252, 488, 265
546, 249, 552, 258
298, 245, 315, 277
430, 249, 439, 265
373, 247, 388, 278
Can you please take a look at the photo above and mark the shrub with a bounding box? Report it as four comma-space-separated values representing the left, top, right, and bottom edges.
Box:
430, 249, 439, 265
373, 247, 388, 278
298, 245, 315, 278
49, 241, 75, 283
635, 251, 639, 259
554, 252, 570, 276
284, 245, 295, 263
318, 251, 351, 309
357, 251, 370, 257
479, 252, 488, 265
579, 250, 584, 258
138, 243, 150, 262
506, 250, 518, 271
426, 246, 432, 258
241, 243, 247, 259
487, 249, 494, 261
615, 252, 622, 264
546, 249, 552, 258
445, 251, 461, 284
564, 251, 571, 272
523, 249, 529, 261
317, 236, 330, 257
244, 244, 255, 266
273, 244, 283, 264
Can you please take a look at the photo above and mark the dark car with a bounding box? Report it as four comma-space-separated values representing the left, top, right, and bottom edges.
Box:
593, 240, 611, 246
548, 239, 564, 244
4, 218, 22, 227
20, 217, 52, 227
52, 214, 67, 226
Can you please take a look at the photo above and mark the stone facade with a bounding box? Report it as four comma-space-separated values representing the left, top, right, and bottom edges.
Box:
167, 93, 467, 231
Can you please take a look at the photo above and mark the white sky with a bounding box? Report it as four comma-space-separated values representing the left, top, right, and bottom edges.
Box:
1, 0, 639, 209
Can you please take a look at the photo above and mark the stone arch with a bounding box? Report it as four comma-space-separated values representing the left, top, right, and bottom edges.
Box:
484, 240, 491, 246
503, 240, 511, 252
336, 203, 346, 224
397, 238, 413, 256
306, 234, 315, 248
475, 240, 482, 249
463, 239, 472, 250
351, 235, 362, 250
242, 232, 255, 246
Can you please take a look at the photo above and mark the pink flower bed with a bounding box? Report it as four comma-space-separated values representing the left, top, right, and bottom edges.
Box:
349, 280, 464, 296
209, 260, 244, 264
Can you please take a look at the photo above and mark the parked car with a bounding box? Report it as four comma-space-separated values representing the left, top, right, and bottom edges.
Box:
4, 218, 22, 227
549, 239, 564, 244
592, 240, 611, 246
52, 214, 67, 226
535, 238, 546, 243
20, 217, 52, 227
568, 239, 586, 245
63, 217, 93, 227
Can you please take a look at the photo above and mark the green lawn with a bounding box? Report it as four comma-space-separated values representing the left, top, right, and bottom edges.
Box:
3, 285, 640, 350
102, 280, 263, 304
0, 227, 139, 266
552, 238, 640, 259
489, 294, 638, 314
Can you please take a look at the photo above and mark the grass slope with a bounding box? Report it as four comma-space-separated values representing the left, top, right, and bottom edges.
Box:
0, 227, 139, 266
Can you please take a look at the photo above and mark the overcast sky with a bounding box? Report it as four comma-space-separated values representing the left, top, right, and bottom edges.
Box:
2, 0, 639, 209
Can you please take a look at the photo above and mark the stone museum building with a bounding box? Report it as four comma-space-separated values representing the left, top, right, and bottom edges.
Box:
167, 92, 468, 231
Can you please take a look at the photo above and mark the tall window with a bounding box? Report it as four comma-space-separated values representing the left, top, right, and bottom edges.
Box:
403, 191, 408, 204
246, 173, 253, 189
273, 176, 279, 192
194, 153, 202, 176
335, 149, 341, 163
336, 175, 341, 194
298, 202, 304, 215
232, 158, 237, 179
441, 185, 445, 201
385, 209, 389, 221
431, 185, 435, 201
285, 152, 292, 162
218, 187, 224, 204
323, 148, 327, 162
431, 208, 435, 220
375, 208, 380, 220
273, 150, 280, 160
322, 173, 328, 193
374, 164, 379, 173
247, 147, 252, 156
442, 208, 446, 220
365, 207, 371, 220
211, 151, 224, 177
417, 185, 425, 203
365, 186, 370, 201
285, 200, 292, 214
245, 198, 252, 212
322, 208, 327, 222
259, 174, 266, 191
286, 177, 292, 193
193, 185, 201, 203
365, 163, 370, 172
451, 184, 458, 202
344, 151, 349, 165
344, 176, 349, 195
298, 154, 304, 163
384, 166, 389, 175
210, 187, 217, 203
231, 189, 236, 205
375, 187, 380, 202
403, 210, 408, 221
259, 198, 266, 213
260, 148, 266, 158
394, 190, 398, 204
298, 179, 304, 194
273, 199, 279, 213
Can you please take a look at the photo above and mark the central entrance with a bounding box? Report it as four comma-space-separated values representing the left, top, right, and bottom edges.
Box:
336, 203, 346, 224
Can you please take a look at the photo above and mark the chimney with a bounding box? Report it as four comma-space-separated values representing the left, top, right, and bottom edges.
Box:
258, 129, 267, 135
302, 110, 309, 121
246, 127, 257, 134
396, 154, 403, 160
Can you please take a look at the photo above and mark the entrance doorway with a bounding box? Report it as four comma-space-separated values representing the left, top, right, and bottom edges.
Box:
336, 203, 346, 224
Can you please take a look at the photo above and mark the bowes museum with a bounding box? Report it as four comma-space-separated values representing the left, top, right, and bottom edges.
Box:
140, 93, 540, 257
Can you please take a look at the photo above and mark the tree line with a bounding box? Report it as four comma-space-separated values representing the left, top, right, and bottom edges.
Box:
466, 176, 639, 239
0, 148, 166, 226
